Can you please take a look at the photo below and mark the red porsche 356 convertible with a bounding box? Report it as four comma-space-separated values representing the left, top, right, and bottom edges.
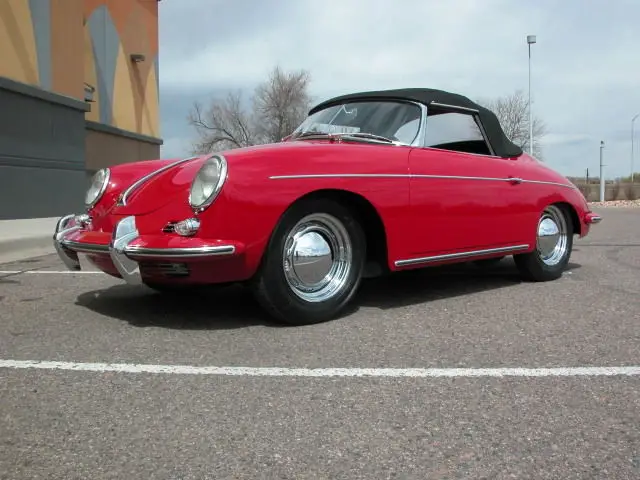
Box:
54, 88, 602, 325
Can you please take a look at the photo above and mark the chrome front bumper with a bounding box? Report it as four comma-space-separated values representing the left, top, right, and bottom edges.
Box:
53, 214, 236, 285
53, 214, 88, 271
584, 211, 603, 225
109, 215, 143, 284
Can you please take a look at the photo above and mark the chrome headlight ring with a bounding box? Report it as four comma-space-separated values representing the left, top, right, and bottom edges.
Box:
188, 155, 228, 212
85, 168, 110, 209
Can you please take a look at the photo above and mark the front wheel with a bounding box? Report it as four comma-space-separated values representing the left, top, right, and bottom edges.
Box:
513, 204, 573, 281
251, 198, 366, 325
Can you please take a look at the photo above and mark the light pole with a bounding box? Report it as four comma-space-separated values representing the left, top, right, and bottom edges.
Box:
527, 35, 536, 155
632, 113, 639, 183
599, 140, 605, 202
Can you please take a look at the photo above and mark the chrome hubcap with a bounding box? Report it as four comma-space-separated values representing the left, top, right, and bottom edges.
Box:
283, 213, 352, 302
536, 205, 568, 266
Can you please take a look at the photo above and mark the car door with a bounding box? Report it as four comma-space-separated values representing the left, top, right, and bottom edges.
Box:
406, 110, 529, 257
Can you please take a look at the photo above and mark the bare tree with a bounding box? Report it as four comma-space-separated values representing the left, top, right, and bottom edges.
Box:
188, 66, 313, 154
477, 89, 547, 159
188, 91, 258, 152
253, 66, 312, 144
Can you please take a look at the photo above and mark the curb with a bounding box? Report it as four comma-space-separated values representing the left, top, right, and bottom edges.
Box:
0, 217, 59, 265
0, 236, 55, 265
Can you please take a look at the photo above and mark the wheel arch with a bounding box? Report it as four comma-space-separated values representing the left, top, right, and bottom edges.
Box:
283, 188, 390, 276
553, 201, 581, 236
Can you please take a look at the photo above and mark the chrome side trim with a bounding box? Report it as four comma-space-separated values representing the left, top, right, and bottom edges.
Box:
522, 179, 579, 190
270, 173, 409, 180
119, 156, 197, 206
394, 244, 530, 268
124, 245, 236, 258
412, 174, 508, 182
267, 173, 578, 190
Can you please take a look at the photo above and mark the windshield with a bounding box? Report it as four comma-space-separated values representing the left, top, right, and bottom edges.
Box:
290, 100, 422, 145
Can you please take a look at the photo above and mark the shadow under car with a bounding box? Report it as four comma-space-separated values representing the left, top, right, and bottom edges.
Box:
73, 257, 582, 329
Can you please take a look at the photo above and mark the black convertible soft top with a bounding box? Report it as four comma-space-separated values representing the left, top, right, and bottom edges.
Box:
309, 88, 523, 158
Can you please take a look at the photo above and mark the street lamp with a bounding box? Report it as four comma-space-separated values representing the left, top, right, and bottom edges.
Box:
599, 140, 605, 202
632, 113, 639, 183
527, 34, 536, 155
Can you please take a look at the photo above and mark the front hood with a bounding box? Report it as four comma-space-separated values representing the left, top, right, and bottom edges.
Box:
111, 157, 207, 215
110, 141, 328, 215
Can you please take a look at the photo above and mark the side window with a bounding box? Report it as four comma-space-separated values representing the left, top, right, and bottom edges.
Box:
424, 112, 492, 155
393, 118, 420, 144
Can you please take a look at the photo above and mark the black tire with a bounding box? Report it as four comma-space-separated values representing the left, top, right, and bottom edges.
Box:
472, 256, 505, 268
513, 204, 573, 282
250, 197, 366, 325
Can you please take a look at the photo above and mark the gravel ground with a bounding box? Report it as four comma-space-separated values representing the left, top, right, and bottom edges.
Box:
588, 199, 640, 207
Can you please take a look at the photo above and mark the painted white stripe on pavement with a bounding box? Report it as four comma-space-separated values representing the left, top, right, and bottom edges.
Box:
0, 270, 104, 275
1, 360, 639, 378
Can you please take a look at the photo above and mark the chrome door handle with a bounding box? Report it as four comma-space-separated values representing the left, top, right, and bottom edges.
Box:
508, 177, 523, 184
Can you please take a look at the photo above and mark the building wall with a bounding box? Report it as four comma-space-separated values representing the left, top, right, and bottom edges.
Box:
0, 0, 162, 219
0, 0, 84, 98
0, 77, 89, 220
83, 0, 160, 140
85, 121, 163, 175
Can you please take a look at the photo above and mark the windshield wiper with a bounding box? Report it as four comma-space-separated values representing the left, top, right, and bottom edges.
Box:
294, 131, 332, 139
294, 131, 397, 144
339, 132, 395, 144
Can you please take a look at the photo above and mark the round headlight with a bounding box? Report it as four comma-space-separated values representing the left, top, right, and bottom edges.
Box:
188, 155, 228, 210
85, 168, 110, 208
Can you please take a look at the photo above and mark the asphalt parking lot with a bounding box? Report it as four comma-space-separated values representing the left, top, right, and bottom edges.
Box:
1, 207, 639, 479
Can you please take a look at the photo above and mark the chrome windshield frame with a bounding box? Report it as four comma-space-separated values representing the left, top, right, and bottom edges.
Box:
292, 99, 427, 148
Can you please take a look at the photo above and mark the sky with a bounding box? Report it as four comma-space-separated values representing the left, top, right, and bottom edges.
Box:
156, 0, 640, 179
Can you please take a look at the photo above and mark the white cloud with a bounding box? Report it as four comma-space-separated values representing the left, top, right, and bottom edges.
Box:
161, 0, 527, 95
158, 0, 640, 178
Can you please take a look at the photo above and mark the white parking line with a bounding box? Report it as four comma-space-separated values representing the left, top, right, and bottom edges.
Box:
1, 360, 639, 378
0, 270, 104, 275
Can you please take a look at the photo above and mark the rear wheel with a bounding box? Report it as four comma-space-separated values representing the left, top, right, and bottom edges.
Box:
251, 198, 366, 325
513, 204, 573, 281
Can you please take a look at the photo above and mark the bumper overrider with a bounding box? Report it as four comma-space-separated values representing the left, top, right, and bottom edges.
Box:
53, 214, 238, 285
585, 212, 602, 224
